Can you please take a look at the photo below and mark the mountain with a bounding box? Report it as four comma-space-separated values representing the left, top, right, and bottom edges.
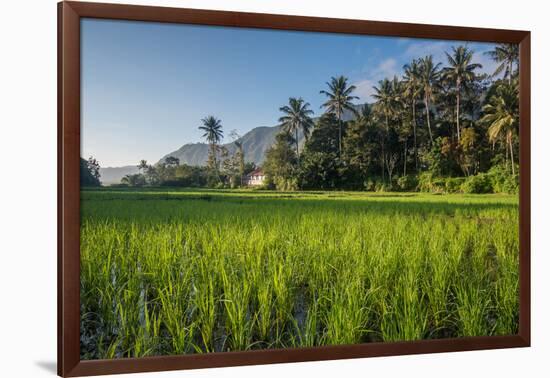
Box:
159, 103, 368, 166
159, 125, 286, 167
98, 103, 369, 184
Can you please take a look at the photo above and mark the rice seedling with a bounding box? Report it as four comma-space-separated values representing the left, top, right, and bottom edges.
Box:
80, 188, 519, 358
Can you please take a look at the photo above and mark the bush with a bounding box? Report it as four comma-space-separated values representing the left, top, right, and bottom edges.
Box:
362, 177, 395, 192
397, 175, 419, 192
445, 177, 465, 193
418, 172, 446, 193
488, 165, 519, 194
375, 181, 389, 192
363, 179, 376, 192
461, 173, 493, 194
431, 178, 446, 193
418, 172, 434, 192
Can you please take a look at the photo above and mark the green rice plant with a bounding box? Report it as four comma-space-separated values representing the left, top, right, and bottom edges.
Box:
380, 226, 428, 342
220, 265, 253, 351
191, 259, 219, 352
270, 258, 295, 345
455, 281, 491, 337
423, 221, 464, 333
323, 277, 370, 345
157, 276, 194, 355
380, 266, 428, 341
290, 294, 321, 347
96, 335, 121, 359
254, 279, 274, 342
79, 188, 519, 358
491, 220, 519, 335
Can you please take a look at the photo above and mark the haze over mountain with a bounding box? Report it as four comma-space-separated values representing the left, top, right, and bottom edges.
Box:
99, 165, 140, 185
99, 104, 366, 184
159, 125, 284, 167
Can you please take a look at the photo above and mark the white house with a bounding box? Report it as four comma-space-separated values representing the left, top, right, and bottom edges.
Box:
244, 168, 266, 186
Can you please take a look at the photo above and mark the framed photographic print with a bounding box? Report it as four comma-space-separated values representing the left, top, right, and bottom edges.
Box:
58, 1, 530, 376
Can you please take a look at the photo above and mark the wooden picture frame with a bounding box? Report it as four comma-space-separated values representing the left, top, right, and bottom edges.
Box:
58, 1, 531, 376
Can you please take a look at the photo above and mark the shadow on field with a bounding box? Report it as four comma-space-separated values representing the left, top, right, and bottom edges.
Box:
80, 188, 517, 223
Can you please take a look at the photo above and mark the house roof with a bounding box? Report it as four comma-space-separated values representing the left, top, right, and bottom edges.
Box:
246, 168, 264, 177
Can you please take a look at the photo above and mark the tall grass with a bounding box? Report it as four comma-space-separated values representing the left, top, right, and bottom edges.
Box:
80, 189, 519, 359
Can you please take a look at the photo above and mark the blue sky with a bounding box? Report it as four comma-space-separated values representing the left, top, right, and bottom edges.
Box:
81, 19, 500, 167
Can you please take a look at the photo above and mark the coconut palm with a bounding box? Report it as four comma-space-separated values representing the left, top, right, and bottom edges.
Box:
229, 130, 245, 186
485, 43, 519, 84
199, 116, 224, 177
372, 77, 401, 183
278, 97, 314, 165
372, 78, 396, 131
355, 103, 373, 125
418, 56, 441, 145
137, 159, 148, 174
403, 59, 422, 170
320, 76, 359, 156
442, 45, 482, 140
480, 81, 519, 175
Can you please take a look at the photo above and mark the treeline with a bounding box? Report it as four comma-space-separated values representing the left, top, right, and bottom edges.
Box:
262, 44, 520, 194
81, 157, 101, 187
117, 154, 257, 189
83, 43, 520, 194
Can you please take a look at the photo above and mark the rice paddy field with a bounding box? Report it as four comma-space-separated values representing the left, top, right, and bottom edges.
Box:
80, 188, 519, 359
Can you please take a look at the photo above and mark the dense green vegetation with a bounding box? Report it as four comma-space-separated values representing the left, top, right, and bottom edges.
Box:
262, 44, 519, 193
85, 43, 519, 194
81, 157, 101, 187
79, 43, 520, 359
80, 188, 518, 359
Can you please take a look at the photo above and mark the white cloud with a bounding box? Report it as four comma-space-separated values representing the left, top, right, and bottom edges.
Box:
374, 58, 398, 78
350, 40, 501, 103
352, 58, 399, 102
353, 79, 376, 102
404, 41, 498, 76
403, 41, 452, 64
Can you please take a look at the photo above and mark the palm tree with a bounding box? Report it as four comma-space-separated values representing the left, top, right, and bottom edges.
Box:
138, 159, 148, 174
355, 103, 373, 125
372, 78, 396, 131
278, 97, 314, 165
418, 56, 441, 145
392, 78, 411, 177
320, 76, 359, 156
199, 116, 224, 177
229, 130, 245, 186
485, 43, 519, 84
442, 45, 482, 140
403, 59, 422, 170
480, 81, 519, 175
372, 77, 400, 183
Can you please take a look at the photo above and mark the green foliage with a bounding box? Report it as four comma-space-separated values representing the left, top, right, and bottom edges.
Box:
417, 173, 465, 194
81, 157, 101, 187
445, 177, 466, 193
80, 189, 519, 358
263, 131, 298, 190
299, 114, 343, 189
396, 175, 419, 192
461, 173, 493, 194
488, 165, 519, 194
120, 174, 146, 187
418, 172, 442, 193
